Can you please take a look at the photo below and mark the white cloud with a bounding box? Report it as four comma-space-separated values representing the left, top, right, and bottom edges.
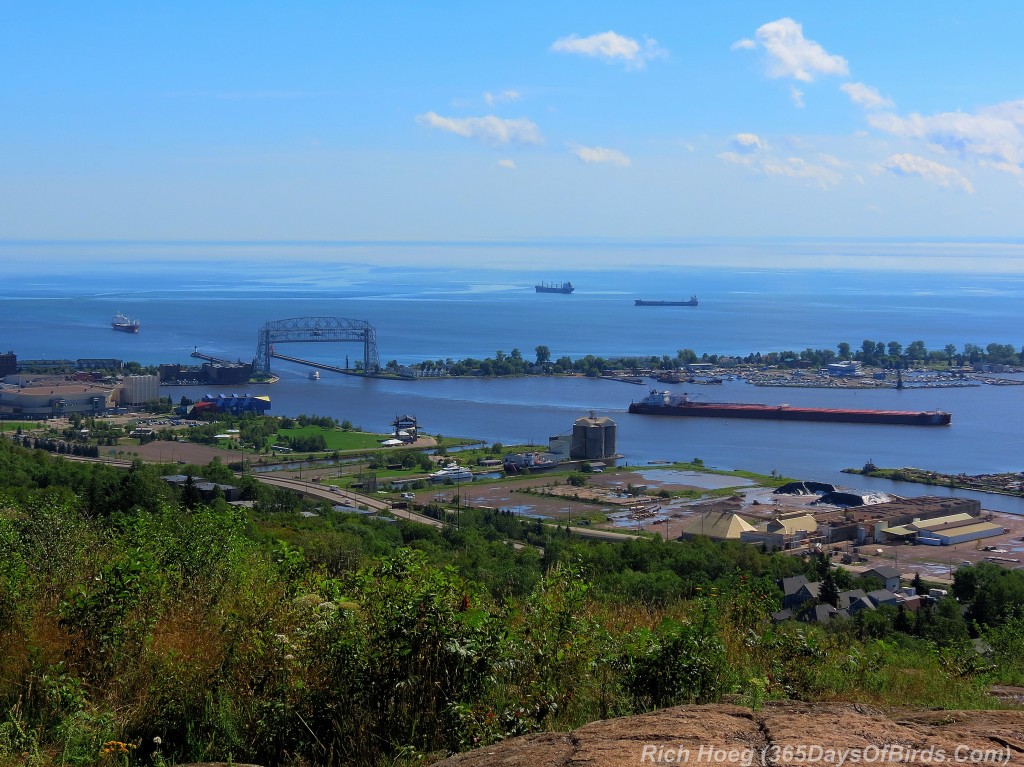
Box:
417, 112, 543, 147
867, 101, 1024, 175
550, 31, 666, 69
790, 85, 805, 108
572, 145, 632, 166
730, 133, 765, 153
761, 156, 842, 189
718, 151, 755, 167
720, 135, 842, 189
840, 82, 894, 110
877, 153, 974, 193
734, 17, 848, 82
497, 159, 516, 170
484, 90, 521, 106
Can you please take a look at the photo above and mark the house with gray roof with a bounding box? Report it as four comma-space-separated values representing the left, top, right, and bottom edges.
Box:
781, 575, 820, 610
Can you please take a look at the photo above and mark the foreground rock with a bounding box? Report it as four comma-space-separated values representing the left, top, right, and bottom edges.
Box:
434, 702, 1024, 767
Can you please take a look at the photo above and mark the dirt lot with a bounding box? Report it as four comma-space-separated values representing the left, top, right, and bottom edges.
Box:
118, 440, 241, 466
429, 468, 767, 540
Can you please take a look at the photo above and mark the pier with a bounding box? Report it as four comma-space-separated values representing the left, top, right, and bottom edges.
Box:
190, 349, 232, 364
270, 351, 361, 377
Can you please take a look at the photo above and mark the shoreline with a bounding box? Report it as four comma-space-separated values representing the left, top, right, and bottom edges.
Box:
844, 465, 1024, 500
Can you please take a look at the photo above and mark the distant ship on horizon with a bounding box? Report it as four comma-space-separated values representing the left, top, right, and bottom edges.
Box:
535, 281, 574, 294
635, 296, 698, 307
111, 311, 140, 333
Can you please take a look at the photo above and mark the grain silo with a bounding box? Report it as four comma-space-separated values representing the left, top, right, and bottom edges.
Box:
570, 412, 617, 459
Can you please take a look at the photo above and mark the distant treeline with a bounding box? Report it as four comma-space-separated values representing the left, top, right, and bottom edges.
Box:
390, 340, 1023, 378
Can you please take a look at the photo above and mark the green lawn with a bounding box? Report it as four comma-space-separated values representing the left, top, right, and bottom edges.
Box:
0, 421, 41, 432
271, 426, 392, 451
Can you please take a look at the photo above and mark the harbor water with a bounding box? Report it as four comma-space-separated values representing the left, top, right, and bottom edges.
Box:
3, 240, 1022, 513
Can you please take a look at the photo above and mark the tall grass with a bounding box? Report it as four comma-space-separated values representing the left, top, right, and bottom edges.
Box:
0, 485, 1010, 767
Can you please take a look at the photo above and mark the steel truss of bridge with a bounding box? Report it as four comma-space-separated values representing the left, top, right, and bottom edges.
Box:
254, 317, 379, 375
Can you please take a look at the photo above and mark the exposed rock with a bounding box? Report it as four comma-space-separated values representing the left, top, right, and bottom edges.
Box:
433, 703, 1024, 767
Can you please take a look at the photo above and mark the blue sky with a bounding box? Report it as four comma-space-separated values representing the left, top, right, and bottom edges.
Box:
4, 3, 1024, 246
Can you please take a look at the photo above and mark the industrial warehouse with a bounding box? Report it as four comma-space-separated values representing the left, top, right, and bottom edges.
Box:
0, 373, 161, 418
677, 492, 1004, 550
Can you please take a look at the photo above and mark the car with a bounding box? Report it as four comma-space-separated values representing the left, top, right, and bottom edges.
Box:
401, 492, 415, 500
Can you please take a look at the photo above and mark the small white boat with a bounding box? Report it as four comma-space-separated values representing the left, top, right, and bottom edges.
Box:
308, 370, 320, 380
429, 463, 474, 482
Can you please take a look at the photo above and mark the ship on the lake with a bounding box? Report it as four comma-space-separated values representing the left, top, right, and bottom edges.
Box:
628, 390, 951, 426
635, 296, 698, 306
111, 312, 140, 333
535, 281, 574, 294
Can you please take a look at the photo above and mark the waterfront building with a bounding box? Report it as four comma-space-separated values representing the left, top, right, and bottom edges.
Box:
570, 413, 616, 460
392, 414, 418, 442
0, 382, 113, 417
120, 374, 160, 406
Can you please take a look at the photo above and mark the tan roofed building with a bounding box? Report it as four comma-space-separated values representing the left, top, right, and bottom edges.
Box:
680, 510, 756, 540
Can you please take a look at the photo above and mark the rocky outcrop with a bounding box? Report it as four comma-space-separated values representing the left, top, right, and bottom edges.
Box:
434, 702, 1024, 767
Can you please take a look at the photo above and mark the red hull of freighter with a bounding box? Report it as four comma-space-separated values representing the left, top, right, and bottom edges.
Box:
628, 391, 951, 426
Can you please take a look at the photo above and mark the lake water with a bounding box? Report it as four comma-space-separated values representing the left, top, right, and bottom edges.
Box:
3, 240, 1022, 513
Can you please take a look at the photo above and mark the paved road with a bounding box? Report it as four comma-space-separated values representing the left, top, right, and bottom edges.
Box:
254, 474, 445, 528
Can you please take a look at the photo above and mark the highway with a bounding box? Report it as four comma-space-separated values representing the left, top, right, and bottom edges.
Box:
253, 474, 445, 528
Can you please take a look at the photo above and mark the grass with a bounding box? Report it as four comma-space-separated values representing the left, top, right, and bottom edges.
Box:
0, 421, 37, 432
272, 426, 390, 451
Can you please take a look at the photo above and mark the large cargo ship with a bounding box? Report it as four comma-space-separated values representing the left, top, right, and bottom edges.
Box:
628, 390, 952, 426
535, 281, 574, 294
111, 311, 140, 333
635, 296, 698, 306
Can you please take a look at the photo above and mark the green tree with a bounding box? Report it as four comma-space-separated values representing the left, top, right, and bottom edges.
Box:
819, 569, 839, 607
534, 345, 551, 365
906, 340, 928, 361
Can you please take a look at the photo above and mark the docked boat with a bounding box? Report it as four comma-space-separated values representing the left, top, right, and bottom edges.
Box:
628, 390, 952, 426
635, 296, 698, 306
308, 370, 320, 380
536, 281, 574, 294
111, 311, 140, 333
503, 451, 561, 474
429, 463, 474, 482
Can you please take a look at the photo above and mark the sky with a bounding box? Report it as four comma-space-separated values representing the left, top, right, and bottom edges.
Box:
5, 3, 1024, 249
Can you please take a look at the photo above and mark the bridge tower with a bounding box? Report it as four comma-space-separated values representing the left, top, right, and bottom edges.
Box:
254, 317, 379, 375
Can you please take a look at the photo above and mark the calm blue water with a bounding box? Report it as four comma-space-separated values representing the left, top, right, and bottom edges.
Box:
3, 241, 1023, 512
